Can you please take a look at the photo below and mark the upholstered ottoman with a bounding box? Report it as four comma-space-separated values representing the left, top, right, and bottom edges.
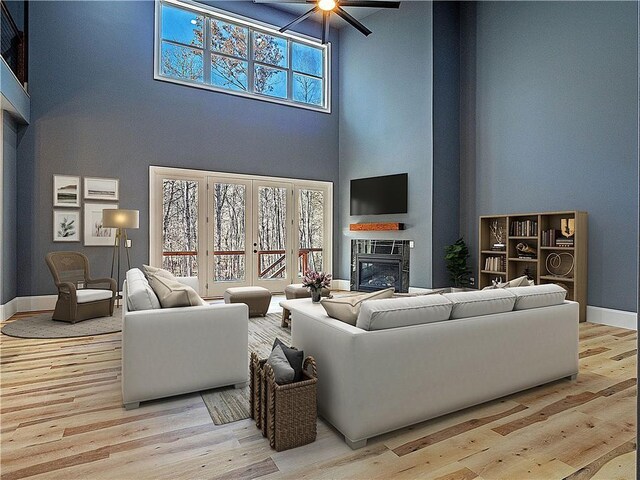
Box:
281, 284, 330, 327
224, 286, 272, 317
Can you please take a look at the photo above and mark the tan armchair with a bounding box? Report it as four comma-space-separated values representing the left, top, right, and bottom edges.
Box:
45, 252, 117, 323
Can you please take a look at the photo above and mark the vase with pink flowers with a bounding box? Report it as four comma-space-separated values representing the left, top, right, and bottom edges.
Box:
302, 270, 332, 303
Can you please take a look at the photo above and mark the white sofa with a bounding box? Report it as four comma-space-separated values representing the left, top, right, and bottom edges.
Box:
121, 269, 249, 409
287, 285, 579, 449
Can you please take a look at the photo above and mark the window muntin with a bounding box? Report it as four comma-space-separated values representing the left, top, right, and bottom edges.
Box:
157, 0, 329, 112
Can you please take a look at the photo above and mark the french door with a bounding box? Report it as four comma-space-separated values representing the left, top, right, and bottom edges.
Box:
151, 167, 332, 297
208, 178, 293, 296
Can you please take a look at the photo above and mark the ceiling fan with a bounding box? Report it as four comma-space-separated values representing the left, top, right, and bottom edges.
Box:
255, 0, 401, 44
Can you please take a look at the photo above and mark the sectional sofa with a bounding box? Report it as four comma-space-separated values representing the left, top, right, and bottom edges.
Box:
287, 285, 579, 449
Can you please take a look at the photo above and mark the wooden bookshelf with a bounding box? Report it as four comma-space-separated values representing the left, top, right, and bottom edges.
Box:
479, 211, 588, 322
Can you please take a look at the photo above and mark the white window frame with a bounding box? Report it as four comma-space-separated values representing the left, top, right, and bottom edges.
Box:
154, 0, 331, 113
149, 166, 334, 295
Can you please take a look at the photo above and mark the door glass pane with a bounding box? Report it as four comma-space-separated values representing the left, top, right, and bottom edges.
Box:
213, 183, 246, 282
162, 179, 198, 276
298, 189, 324, 276
258, 186, 287, 279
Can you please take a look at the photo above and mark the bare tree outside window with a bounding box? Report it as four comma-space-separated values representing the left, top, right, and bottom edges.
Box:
162, 179, 198, 276
214, 183, 246, 281
299, 189, 324, 275
258, 186, 287, 279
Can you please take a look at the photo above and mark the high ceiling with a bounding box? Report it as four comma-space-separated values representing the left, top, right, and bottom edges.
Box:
264, 2, 384, 28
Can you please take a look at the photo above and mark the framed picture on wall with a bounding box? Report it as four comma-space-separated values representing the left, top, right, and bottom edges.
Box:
53, 210, 80, 242
84, 177, 119, 201
84, 203, 118, 246
53, 175, 80, 207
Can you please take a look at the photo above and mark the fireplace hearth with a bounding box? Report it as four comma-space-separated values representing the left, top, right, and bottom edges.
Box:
351, 240, 410, 293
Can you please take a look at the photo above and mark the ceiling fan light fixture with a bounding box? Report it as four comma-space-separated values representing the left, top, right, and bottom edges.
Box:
318, 0, 337, 11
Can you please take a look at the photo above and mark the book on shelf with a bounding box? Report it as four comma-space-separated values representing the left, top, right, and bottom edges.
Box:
509, 220, 538, 237
484, 256, 505, 272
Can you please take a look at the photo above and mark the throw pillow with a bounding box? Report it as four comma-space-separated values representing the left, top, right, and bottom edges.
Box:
272, 338, 304, 382
147, 274, 206, 308
266, 345, 295, 385
482, 275, 534, 290
320, 288, 395, 325
142, 264, 177, 282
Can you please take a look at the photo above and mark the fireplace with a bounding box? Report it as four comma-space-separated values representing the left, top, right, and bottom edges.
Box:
351, 240, 410, 293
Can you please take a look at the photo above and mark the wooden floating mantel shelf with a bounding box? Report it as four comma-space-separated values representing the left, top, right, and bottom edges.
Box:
350, 222, 404, 231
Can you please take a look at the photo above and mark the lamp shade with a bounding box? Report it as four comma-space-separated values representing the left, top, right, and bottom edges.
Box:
102, 209, 139, 229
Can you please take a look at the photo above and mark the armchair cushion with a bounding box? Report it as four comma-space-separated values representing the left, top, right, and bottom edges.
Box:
76, 289, 114, 304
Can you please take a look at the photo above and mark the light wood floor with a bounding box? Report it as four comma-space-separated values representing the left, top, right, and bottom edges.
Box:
0, 313, 636, 480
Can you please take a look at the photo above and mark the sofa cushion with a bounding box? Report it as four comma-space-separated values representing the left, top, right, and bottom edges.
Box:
507, 284, 567, 310
320, 288, 395, 325
273, 338, 304, 382
126, 268, 161, 311
76, 289, 114, 304
356, 295, 453, 331
142, 264, 177, 282
443, 289, 516, 319
267, 345, 295, 385
147, 274, 207, 308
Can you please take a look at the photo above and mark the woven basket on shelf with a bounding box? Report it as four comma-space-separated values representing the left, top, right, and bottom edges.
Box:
249, 351, 318, 452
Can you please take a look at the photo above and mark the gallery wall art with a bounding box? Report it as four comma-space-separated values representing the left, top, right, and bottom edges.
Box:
53, 175, 80, 207
84, 203, 119, 246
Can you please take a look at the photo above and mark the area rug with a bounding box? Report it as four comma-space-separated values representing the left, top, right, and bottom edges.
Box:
201, 312, 291, 425
1, 308, 122, 339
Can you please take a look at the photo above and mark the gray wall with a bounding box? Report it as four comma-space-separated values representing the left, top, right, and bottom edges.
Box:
17, 1, 340, 296
338, 2, 434, 287
460, 1, 639, 312
3, 114, 18, 303
432, 1, 461, 287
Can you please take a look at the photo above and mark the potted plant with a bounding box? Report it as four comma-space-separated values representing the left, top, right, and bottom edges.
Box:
302, 270, 332, 303
444, 238, 471, 290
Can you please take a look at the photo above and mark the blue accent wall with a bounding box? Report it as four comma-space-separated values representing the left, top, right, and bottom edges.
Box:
432, 1, 461, 287
337, 2, 434, 287
460, 1, 639, 312
3, 114, 18, 304
17, 1, 339, 296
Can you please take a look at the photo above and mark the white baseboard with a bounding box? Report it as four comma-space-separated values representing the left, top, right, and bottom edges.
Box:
1, 298, 18, 321
16, 295, 57, 313
587, 306, 637, 330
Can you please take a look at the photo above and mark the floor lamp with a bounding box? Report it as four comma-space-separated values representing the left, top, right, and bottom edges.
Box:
102, 209, 139, 307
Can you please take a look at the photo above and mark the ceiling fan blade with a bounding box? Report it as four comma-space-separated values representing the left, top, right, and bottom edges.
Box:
339, 1, 400, 8
334, 7, 372, 36
322, 11, 330, 44
253, 0, 307, 3
279, 6, 319, 33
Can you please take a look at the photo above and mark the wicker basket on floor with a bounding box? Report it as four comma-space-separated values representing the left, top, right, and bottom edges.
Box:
249, 352, 268, 430
263, 356, 317, 452
249, 350, 318, 452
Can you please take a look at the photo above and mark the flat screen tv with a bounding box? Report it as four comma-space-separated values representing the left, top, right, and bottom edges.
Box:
350, 173, 408, 215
